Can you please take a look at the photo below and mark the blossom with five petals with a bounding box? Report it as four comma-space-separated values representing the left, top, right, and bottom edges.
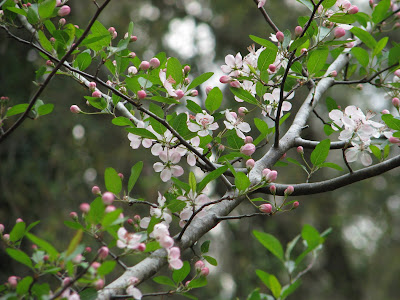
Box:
187, 111, 219, 136
223, 110, 251, 139
153, 149, 184, 182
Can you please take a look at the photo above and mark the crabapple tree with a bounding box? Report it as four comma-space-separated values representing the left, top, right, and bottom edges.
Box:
1, 0, 400, 299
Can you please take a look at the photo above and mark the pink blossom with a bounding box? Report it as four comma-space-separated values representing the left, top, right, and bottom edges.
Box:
295, 26, 303, 36
395, 70, 400, 77
92, 91, 101, 98
259, 203, 272, 214
95, 279, 104, 290
224, 110, 251, 139
258, 0, 266, 8
240, 143, 256, 156
80, 203, 90, 213
263, 88, 293, 117
200, 267, 210, 276
102, 192, 114, 205
58, 5, 70, 17
219, 75, 231, 83
269, 185, 276, 194
334, 27, 346, 38
0, 224, 4, 233
297, 146, 304, 154
98, 246, 109, 259
70, 105, 81, 114
137, 90, 146, 99
126, 285, 142, 299
221, 53, 243, 77
139, 61, 150, 70
117, 227, 142, 250
128, 66, 138, 75
188, 111, 219, 136
128, 121, 154, 150
276, 31, 284, 43
168, 247, 183, 269
8, 276, 18, 288
150, 58, 160, 68
246, 159, 255, 169
153, 149, 184, 182
195, 260, 205, 271
284, 185, 294, 196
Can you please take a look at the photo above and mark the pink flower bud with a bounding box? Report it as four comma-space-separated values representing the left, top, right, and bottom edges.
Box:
205, 86, 213, 94
185, 281, 191, 287
184, 65, 191, 74
276, 31, 284, 43
137, 90, 147, 99
133, 215, 141, 221
150, 58, 160, 68
190, 90, 198, 97
95, 279, 104, 290
69, 211, 78, 219
91, 262, 101, 269
344, 40, 355, 48
43, 254, 49, 261
16, 218, 23, 223
218, 144, 225, 151
262, 168, 271, 177
269, 64, 276, 73
392, 97, 400, 108
108, 27, 116, 34
50, 37, 55, 43
297, 146, 304, 154
130, 35, 138, 42
85, 247, 92, 253
229, 80, 241, 88
295, 26, 303, 36
139, 61, 150, 70
184, 78, 190, 86
244, 136, 253, 144
240, 143, 256, 156
58, 5, 70, 17
3, 234, 10, 241
301, 48, 308, 54
137, 243, 146, 252
281, 153, 287, 160
105, 205, 116, 213
382, 109, 390, 114
394, 69, 400, 77
129, 52, 136, 58
46, 60, 53, 67
238, 107, 248, 117
70, 105, 81, 114
8, 276, 18, 288
91, 185, 101, 195
0, 224, 4, 233
284, 185, 294, 196
72, 254, 83, 263
348, 5, 358, 14
102, 192, 115, 205
219, 75, 231, 84
118, 173, 124, 180
79, 203, 90, 213
246, 159, 255, 169
88, 82, 96, 90
31, 244, 38, 250
334, 27, 346, 38
175, 89, 185, 99
266, 170, 278, 182
56, 0, 62, 7
98, 246, 109, 260
200, 267, 209, 277
292, 201, 300, 208
259, 203, 272, 214
389, 136, 400, 144
92, 91, 101, 98
59, 18, 66, 26
128, 66, 138, 75
195, 260, 205, 271
63, 277, 71, 286
269, 184, 276, 194
330, 70, 337, 77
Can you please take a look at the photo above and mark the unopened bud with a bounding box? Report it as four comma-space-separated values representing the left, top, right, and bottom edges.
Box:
297, 146, 304, 154
219, 75, 231, 84
268, 64, 276, 73
175, 89, 185, 99
88, 82, 96, 90
92, 91, 101, 98
91, 185, 101, 195
102, 192, 115, 205
292, 201, 300, 208
0, 224, 4, 233
246, 159, 255, 169
218, 144, 225, 151
150, 58, 160, 68
200, 267, 209, 277
238, 107, 248, 117
129, 52, 136, 58
59, 18, 66, 26
98, 246, 109, 260
295, 26, 303, 36
195, 260, 205, 271
69, 211, 78, 219
334, 27, 346, 38
105, 205, 116, 213
395, 70, 400, 77
230, 80, 241, 88
184, 65, 191, 74
128, 66, 138, 75
284, 185, 294, 196
8, 276, 18, 289
330, 70, 337, 77
244, 136, 253, 144
348, 5, 358, 14
259, 203, 272, 214
382, 109, 390, 114
240, 143, 256, 156
79, 203, 90, 213
16, 218, 23, 223
276, 31, 284, 43
85, 247, 92, 253
205, 86, 213, 94
269, 184, 276, 194
137, 90, 147, 99
95, 279, 104, 290
138, 243, 146, 252
190, 90, 198, 97
58, 5, 70, 17
139, 61, 150, 70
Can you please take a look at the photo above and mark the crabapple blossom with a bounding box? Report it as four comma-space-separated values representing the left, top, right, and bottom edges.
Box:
345, 141, 373, 166
140, 192, 172, 229
117, 227, 142, 250
70, 105, 81, 113
128, 66, 138, 75
259, 203, 272, 214
258, 0, 266, 8
186, 136, 204, 166
224, 110, 251, 139
58, 5, 70, 17
187, 111, 219, 137
153, 149, 184, 182
126, 284, 142, 300
284, 185, 294, 196
238, 107, 248, 117
128, 121, 154, 150
179, 192, 212, 225
240, 143, 256, 156
168, 247, 183, 269
263, 88, 293, 117
221, 53, 243, 77
334, 27, 346, 38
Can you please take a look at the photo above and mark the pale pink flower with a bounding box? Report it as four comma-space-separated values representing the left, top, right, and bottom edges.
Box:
126, 285, 142, 300
188, 111, 219, 136
221, 53, 243, 77
345, 142, 373, 166
258, 0, 266, 8
140, 192, 172, 229
224, 110, 251, 139
117, 227, 142, 250
263, 88, 293, 117
128, 121, 154, 149
153, 149, 184, 182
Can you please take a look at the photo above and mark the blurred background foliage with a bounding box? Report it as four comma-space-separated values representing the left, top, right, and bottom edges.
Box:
1, 0, 400, 299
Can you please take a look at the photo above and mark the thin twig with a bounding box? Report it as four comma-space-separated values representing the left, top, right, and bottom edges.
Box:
216, 212, 269, 221
253, 0, 279, 33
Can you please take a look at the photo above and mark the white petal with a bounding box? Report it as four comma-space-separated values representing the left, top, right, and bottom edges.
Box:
171, 165, 184, 177
345, 149, 358, 162
169, 258, 183, 270
361, 152, 372, 166
153, 162, 165, 173
238, 122, 251, 133
160, 169, 172, 182
151, 143, 163, 156
225, 54, 235, 67
187, 153, 196, 166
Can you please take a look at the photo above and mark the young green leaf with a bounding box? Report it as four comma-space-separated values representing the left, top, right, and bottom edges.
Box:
153, 276, 176, 287
7, 248, 33, 268
229, 87, 259, 105
128, 161, 143, 194
253, 230, 284, 261
235, 172, 251, 192
97, 261, 117, 276
301, 224, 323, 250
187, 72, 214, 90
25, 233, 59, 259
104, 167, 122, 195
173, 261, 190, 283
372, 0, 391, 24
255, 270, 282, 299
205, 87, 223, 113
307, 48, 329, 75
197, 165, 228, 193
203, 255, 218, 266
310, 139, 331, 166
201, 240, 210, 253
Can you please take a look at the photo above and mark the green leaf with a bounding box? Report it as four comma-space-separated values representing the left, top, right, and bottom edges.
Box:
5, 7, 27, 16
235, 172, 250, 192
351, 47, 369, 68
128, 161, 143, 194
186, 100, 203, 114
205, 87, 223, 113
32, 283, 51, 298
166, 199, 187, 213
6, 248, 32, 268
126, 127, 158, 140
382, 114, 400, 130
101, 209, 123, 228
85, 21, 111, 51
84, 96, 107, 110
104, 167, 122, 195
197, 165, 228, 193
350, 27, 377, 49
79, 288, 98, 300
25, 233, 58, 259
87, 197, 105, 224
173, 261, 190, 283
66, 229, 83, 257
328, 13, 356, 24
226, 131, 245, 149
372, 0, 391, 24
249, 35, 279, 50
97, 261, 116, 276
257, 48, 277, 71
373, 37, 388, 57
166, 57, 183, 83
319, 162, 343, 171
310, 139, 330, 166
324, 124, 335, 136
144, 241, 161, 253
150, 96, 179, 104
201, 240, 210, 253
153, 276, 176, 287
189, 172, 197, 192
187, 277, 207, 289
9, 221, 26, 242
307, 48, 329, 75
172, 177, 191, 192
388, 45, 400, 66
27, 6, 40, 25
322, 0, 336, 9
253, 230, 284, 261
112, 116, 134, 127
17, 276, 33, 295
285, 235, 301, 261
370, 144, 382, 160
6, 104, 29, 117
73, 52, 92, 71
38, 30, 53, 53
289, 36, 309, 52
64, 221, 84, 230
203, 255, 218, 266
37, 103, 54, 116
187, 72, 214, 90
296, 0, 313, 11
301, 224, 323, 250
229, 87, 258, 105
38, 0, 56, 19
281, 280, 301, 300
256, 270, 282, 299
